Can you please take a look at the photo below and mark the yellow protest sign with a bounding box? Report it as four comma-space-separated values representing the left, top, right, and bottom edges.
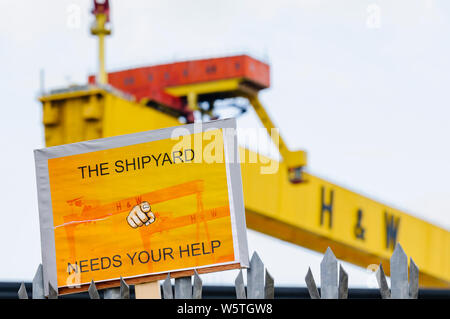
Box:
34, 119, 248, 295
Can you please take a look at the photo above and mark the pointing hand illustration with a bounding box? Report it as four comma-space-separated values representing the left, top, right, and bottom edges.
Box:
126, 201, 155, 228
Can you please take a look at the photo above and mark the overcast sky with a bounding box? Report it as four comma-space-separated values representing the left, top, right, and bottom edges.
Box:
0, 0, 449, 288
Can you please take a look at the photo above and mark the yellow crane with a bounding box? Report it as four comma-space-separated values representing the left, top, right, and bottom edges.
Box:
38, 1, 450, 287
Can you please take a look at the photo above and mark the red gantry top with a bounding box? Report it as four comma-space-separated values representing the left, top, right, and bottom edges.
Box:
88, 55, 270, 121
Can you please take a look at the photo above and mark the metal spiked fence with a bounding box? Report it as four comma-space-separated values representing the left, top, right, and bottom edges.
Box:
17, 243, 419, 299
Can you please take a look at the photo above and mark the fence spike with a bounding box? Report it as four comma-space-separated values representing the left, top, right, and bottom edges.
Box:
193, 270, 202, 299
104, 287, 121, 299
338, 265, 348, 299
48, 282, 58, 299
18, 282, 28, 299
120, 277, 130, 299
162, 274, 173, 299
409, 258, 419, 299
235, 270, 246, 299
247, 252, 265, 299
32, 264, 45, 299
175, 276, 192, 299
305, 267, 320, 299
376, 263, 390, 299
88, 280, 100, 299
320, 247, 338, 299
264, 269, 274, 299
390, 243, 408, 299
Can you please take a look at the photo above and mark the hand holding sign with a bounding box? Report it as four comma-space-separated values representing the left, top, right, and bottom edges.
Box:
127, 201, 156, 228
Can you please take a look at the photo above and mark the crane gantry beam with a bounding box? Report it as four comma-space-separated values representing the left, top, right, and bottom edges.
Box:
241, 148, 449, 287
